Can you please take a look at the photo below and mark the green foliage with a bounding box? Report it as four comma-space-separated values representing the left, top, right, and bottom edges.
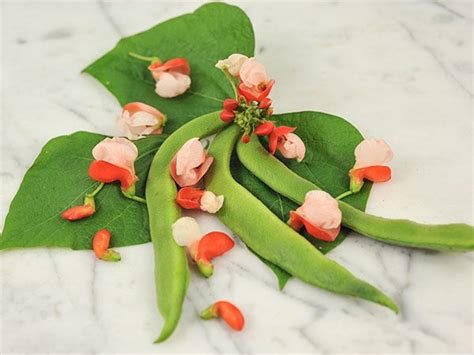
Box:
0, 132, 166, 250
83, 2, 255, 133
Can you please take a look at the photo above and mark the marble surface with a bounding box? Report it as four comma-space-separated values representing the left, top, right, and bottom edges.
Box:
0, 0, 473, 354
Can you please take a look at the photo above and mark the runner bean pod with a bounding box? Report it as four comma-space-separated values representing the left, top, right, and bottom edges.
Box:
204, 125, 399, 313
236, 136, 474, 251
146, 111, 227, 343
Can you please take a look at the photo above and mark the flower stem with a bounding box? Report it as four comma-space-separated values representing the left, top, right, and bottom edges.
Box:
122, 190, 147, 204
128, 52, 160, 63
221, 68, 238, 99
87, 183, 104, 198
336, 191, 353, 200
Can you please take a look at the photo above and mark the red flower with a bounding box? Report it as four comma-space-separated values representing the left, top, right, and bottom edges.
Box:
268, 125, 296, 155
238, 79, 275, 102
195, 232, 235, 277
220, 110, 235, 123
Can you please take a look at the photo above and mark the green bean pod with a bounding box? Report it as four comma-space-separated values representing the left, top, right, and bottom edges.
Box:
146, 112, 227, 343
236, 136, 474, 251
205, 125, 399, 313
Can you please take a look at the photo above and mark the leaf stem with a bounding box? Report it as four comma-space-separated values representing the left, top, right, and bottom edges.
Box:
128, 52, 160, 63
221, 68, 238, 99
122, 191, 147, 204
335, 191, 353, 200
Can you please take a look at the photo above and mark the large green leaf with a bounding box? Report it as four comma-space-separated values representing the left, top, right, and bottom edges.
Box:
232, 111, 372, 286
83, 2, 254, 133
0, 132, 166, 250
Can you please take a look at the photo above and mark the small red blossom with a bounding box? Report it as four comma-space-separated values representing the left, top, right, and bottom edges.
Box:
200, 301, 245, 331
220, 110, 235, 123
195, 232, 235, 277
61, 204, 95, 221
223, 98, 239, 111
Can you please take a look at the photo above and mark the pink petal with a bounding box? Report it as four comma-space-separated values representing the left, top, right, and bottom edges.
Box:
154, 72, 191, 98
353, 138, 393, 169
239, 58, 269, 87
296, 191, 342, 230
175, 138, 206, 176
278, 133, 306, 162
92, 137, 138, 177
122, 102, 164, 119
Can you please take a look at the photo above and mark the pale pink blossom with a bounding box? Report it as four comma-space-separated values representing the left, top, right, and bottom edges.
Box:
353, 139, 393, 170
277, 133, 306, 162
238, 58, 274, 102
154, 72, 191, 98
117, 102, 166, 140
289, 190, 342, 242
170, 138, 214, 187
92, 137, 138, 179
215, 53, 249, 76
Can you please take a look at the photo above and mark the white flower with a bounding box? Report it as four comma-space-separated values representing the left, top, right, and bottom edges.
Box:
200, 191, 224, 214
215, 53, 249, 76
172, 217, 202, 247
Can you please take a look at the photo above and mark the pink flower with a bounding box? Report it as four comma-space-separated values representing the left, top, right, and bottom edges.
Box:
117, 102, 167, 140
215, 53, 249, 77
148, 58, 191, 98
238, 58, 274, 102
349, 139, 393, 192
277, 133, 306, 162
89, 137, 138, 190
289, 190, 342, 242
170, 138, 214, 187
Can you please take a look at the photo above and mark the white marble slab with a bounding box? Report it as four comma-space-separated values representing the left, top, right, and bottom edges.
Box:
0, 0, 472, 354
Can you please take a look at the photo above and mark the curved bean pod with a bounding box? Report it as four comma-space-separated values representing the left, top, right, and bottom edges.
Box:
205, 125, 399, 313
146, 112, 227, 343
236, 136, 474, 251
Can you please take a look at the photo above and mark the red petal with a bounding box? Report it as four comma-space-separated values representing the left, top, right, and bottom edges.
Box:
254, 121, 275, 136
256, 79, 275, 101
148, 58, 191, 75
196, 232, 235, 265
268, 131, 279, 155
88, 160, 135, 189
258, 97, 272, 109
215, 301, 245, 331
353, 166, 392, 183
93, 229, 111, 259
289, 212, 340, 242
223, 98, 239, 111
241, 135, 250, 144
273, 125, 296, 137
176, 187, 205, 209
61, 204, 95, 221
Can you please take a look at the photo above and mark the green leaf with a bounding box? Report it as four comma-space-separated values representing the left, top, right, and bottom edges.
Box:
83, 2, 254, 133
232, 111, 372, 287
0, 132, 166, 250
